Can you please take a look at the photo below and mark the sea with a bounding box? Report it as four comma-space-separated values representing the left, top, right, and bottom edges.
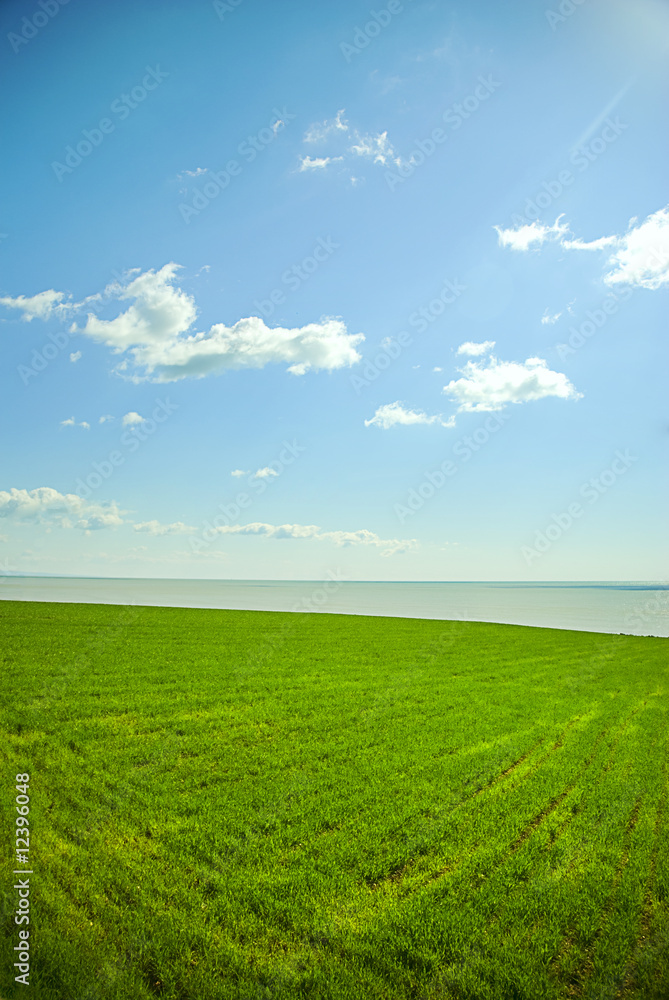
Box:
1, 578, 668, 636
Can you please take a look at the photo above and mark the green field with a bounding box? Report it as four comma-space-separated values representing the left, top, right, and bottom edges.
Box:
1, 600, 668, 1000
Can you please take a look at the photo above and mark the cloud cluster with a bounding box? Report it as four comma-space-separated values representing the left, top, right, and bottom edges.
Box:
206, 521, 417, 556
495, 205, 669, 289
0, 487, 124, 530
134, 516, 415, 556
61, 417, 90, 429
299, 109, 401, 177
365, 341, 580, 428
1, 263, 364, 383
1, 486, 413, 557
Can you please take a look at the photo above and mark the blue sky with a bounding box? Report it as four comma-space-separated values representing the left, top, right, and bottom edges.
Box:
0, 0, 667, 581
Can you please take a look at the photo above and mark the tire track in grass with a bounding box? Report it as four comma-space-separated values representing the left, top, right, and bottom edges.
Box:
423, 703, 646, 981
337, 714, 628, 997
506, 717, 615, 857
300, 703, 647, 986
346, 711, 606, 959
547, 700, 652, 992
436, 704, 651, 1000
303, 719, 587, 962
363, 715, 582, 898
560, 794, 644, 999
616, 737, 669, 998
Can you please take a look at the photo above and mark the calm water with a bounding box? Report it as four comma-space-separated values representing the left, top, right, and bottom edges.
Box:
1, 578, 668, 636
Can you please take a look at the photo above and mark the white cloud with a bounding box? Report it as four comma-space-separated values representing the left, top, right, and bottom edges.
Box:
496, 205, 669, 290
78, 263, 198, 353
494, 216, 568, 251
298, 155, 343, 171
122, 411, 145, 426
601, 206, 669, 289
364, 401, 455, 430
456, 340, 496, 356
99, 414, 114, 424
0, 289, 70, 322
0, 487, 123, 530
178, 167, 207, 178
72, 264, 364, 382
300, 112, 404, 176
70, 351, 82, 362
60, 417, 90, 429
433, 366, 443, 372
230, 469, 248, 477
304, 110, 348, 143
0, 286, 105, 323
208, 520, 417, 556
4, 264, 365, 383
133, 520, 195, 536
444, 355, 582, 413
561, 236, 619, 252
541, 311, 562, 325
349, 131, 399, 166
252, 467, 279, 479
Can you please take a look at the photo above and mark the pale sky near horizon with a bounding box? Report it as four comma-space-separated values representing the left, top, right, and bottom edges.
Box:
0, 0, 667, 582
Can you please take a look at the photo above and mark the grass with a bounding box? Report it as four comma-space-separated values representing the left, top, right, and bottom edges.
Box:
0, 598, 668, 1000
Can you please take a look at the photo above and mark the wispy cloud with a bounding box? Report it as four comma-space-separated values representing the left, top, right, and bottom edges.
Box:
178, 167, 207, 178
494, 216, 568, 251
60, 417, 90, 429
251, 467, 279, 479
206, 520, 417, 556
495, 205, 669, 290
541, 310, 562, 325
456, 340, 495, 356
365, 401, 455, 430
298, 155, 343, 171
133, 520, 195, 536
304, 110, 349, 143
299, 110, 402, 176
